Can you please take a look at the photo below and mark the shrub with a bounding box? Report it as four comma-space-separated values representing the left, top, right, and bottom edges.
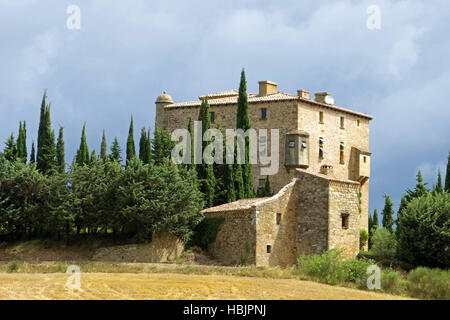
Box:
340, 259, 373, 283
7, 260, 20, 273
381, 269, 406, 295
360, 229, 368, 251
397, 192, 450, 268
297, 249, 343, 284
407, 267, 450, 300
371, 227, 397, 260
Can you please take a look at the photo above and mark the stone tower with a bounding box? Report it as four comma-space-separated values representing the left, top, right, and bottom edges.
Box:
155, 91, 173, 130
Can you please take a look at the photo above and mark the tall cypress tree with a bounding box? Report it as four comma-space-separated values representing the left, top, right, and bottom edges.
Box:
55, 126, 65, 173
146, 128, 152, 164
139, 127, 150, 164
187, 118, 196, 173
36, 90, 47, 171
197, 97, 216, 207
236, 68, 254, 198
435, 169, 443, 193
372, 208, 379, 229
126, 116, 136, 167
445, 150, 450, 192
16, 121, 27, 163
76, 123, 89, 166
397, 170, 429, 223
100, 129, 107, 161
382, 194, 394, 233
36, 92, 55, 173
152, 127, 174, 165
30, 141, 36, 164
109, 137, 122, 163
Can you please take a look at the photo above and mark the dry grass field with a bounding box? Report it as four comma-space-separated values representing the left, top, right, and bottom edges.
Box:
0, 272, 410, 300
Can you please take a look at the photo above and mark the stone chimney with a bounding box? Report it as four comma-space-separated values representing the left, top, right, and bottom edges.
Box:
297, 90, 310, 99
315, 92, 333, 104
320, 164, 334, 176
258, 81, 278, 95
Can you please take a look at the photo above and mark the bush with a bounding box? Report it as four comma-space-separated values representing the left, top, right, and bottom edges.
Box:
407, 267, 450, 300
7, 260, 20, 273
297, 249, 374, 285
371, 227, 397, 261
381, 269, 406, 295
397, 192, 450, 268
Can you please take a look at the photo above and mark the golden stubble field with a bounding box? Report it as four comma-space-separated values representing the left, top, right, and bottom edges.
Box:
0, 273, 410, 300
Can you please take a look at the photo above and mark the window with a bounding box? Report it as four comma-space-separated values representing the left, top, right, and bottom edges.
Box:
259, 135, 267, 157
266, 245, 272, 253
319, 111, 324, 124
276, 213, 281, 225
210, 112, 215, 123
319, 137, 324, 159
261, 108, 267, 120
340, 116, 345, 129
339, 142, 345, 164
357, 119, 361, 127
341, 213, 349, 229
363, 156, 367, 163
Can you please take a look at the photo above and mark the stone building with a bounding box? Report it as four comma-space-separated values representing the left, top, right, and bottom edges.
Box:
155, 80, 373, 266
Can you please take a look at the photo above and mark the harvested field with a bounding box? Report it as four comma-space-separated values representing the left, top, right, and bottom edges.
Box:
0, 273, 410, 300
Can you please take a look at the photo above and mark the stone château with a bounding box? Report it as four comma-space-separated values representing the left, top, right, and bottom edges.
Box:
155, 80, 373, 266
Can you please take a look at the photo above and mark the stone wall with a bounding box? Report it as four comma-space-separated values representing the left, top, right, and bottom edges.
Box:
206, 209, 256, 265
92, 233, 184, 263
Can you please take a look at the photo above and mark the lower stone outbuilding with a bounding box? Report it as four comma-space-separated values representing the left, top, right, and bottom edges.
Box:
202, 167, 361, 267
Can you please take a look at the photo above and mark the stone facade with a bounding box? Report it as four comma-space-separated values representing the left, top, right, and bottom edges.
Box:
203, 169, 361, 267
156, 80, 372, 266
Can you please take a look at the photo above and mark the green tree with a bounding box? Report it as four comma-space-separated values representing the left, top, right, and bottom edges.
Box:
109, 137, 122, 163
16, 121, 27, 163
196, 97, 215, 207
4, 133, 17, 162
55, 126, 65, 173
139, 127, 151, 164
434, 169, 443, 193
75, 123, 89, 166
100, 129, 107, 161
236, 68, 254, 198
445, 150, 450, 192
152, 127, 174, 165
90, 149, 97, 164
397, 192, 450, 268
30, 141, 36, 165
371, 227, 397, 260
381, 194, 395, 233
187, 118, 196, 173
126, 116, 136, 167
36, 92, 55, 174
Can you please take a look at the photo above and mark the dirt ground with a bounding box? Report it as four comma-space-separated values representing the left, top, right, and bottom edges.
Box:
0, 273, 410, 300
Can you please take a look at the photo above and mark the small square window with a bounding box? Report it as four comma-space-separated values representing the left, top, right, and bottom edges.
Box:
341, 213, 349, 229
210, 112, 215, 123
261, 108, 267, 120
266, 245, 272, 253
289, 140, 295, 148
276, 213, 281, 225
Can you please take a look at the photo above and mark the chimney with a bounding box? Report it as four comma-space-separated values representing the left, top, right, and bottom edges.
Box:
297, 90, 310, 99
315, 92, 334, 104
258, 81, 278, 95
320, 164, 334, 176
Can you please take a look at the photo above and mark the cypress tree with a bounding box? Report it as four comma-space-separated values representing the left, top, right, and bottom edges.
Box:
36, 94, 56, 173
126, 116, 136, 166
368, 212, 373, 233
187, 118, 196, 172
55, 126, 65, 173
90, 149, 97, 164
139, 127, 148, 164
197, 97, 215, 207
76, 123, 89, 166
16, 121, 27, 163
30, 141, 36, 164
236, 68, 254, 198
36, 90, 47, 171
100, 129, 107, 161
397, 170, 430, 221
381, 193, 394, 233
435, 169, 443, 193
152, 127, 174, 165
109, 137, 122, 163
234, 163, 245, 200
372, 208, 379, 229
445, 150, 450, 192
146, 128, 152, 164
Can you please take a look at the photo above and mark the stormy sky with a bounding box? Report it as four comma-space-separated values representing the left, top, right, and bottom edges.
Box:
0, 0, 449, 216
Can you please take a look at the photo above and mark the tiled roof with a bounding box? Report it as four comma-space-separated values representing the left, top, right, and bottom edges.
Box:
165, 90, 373, 120
202, 198, 269, 214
